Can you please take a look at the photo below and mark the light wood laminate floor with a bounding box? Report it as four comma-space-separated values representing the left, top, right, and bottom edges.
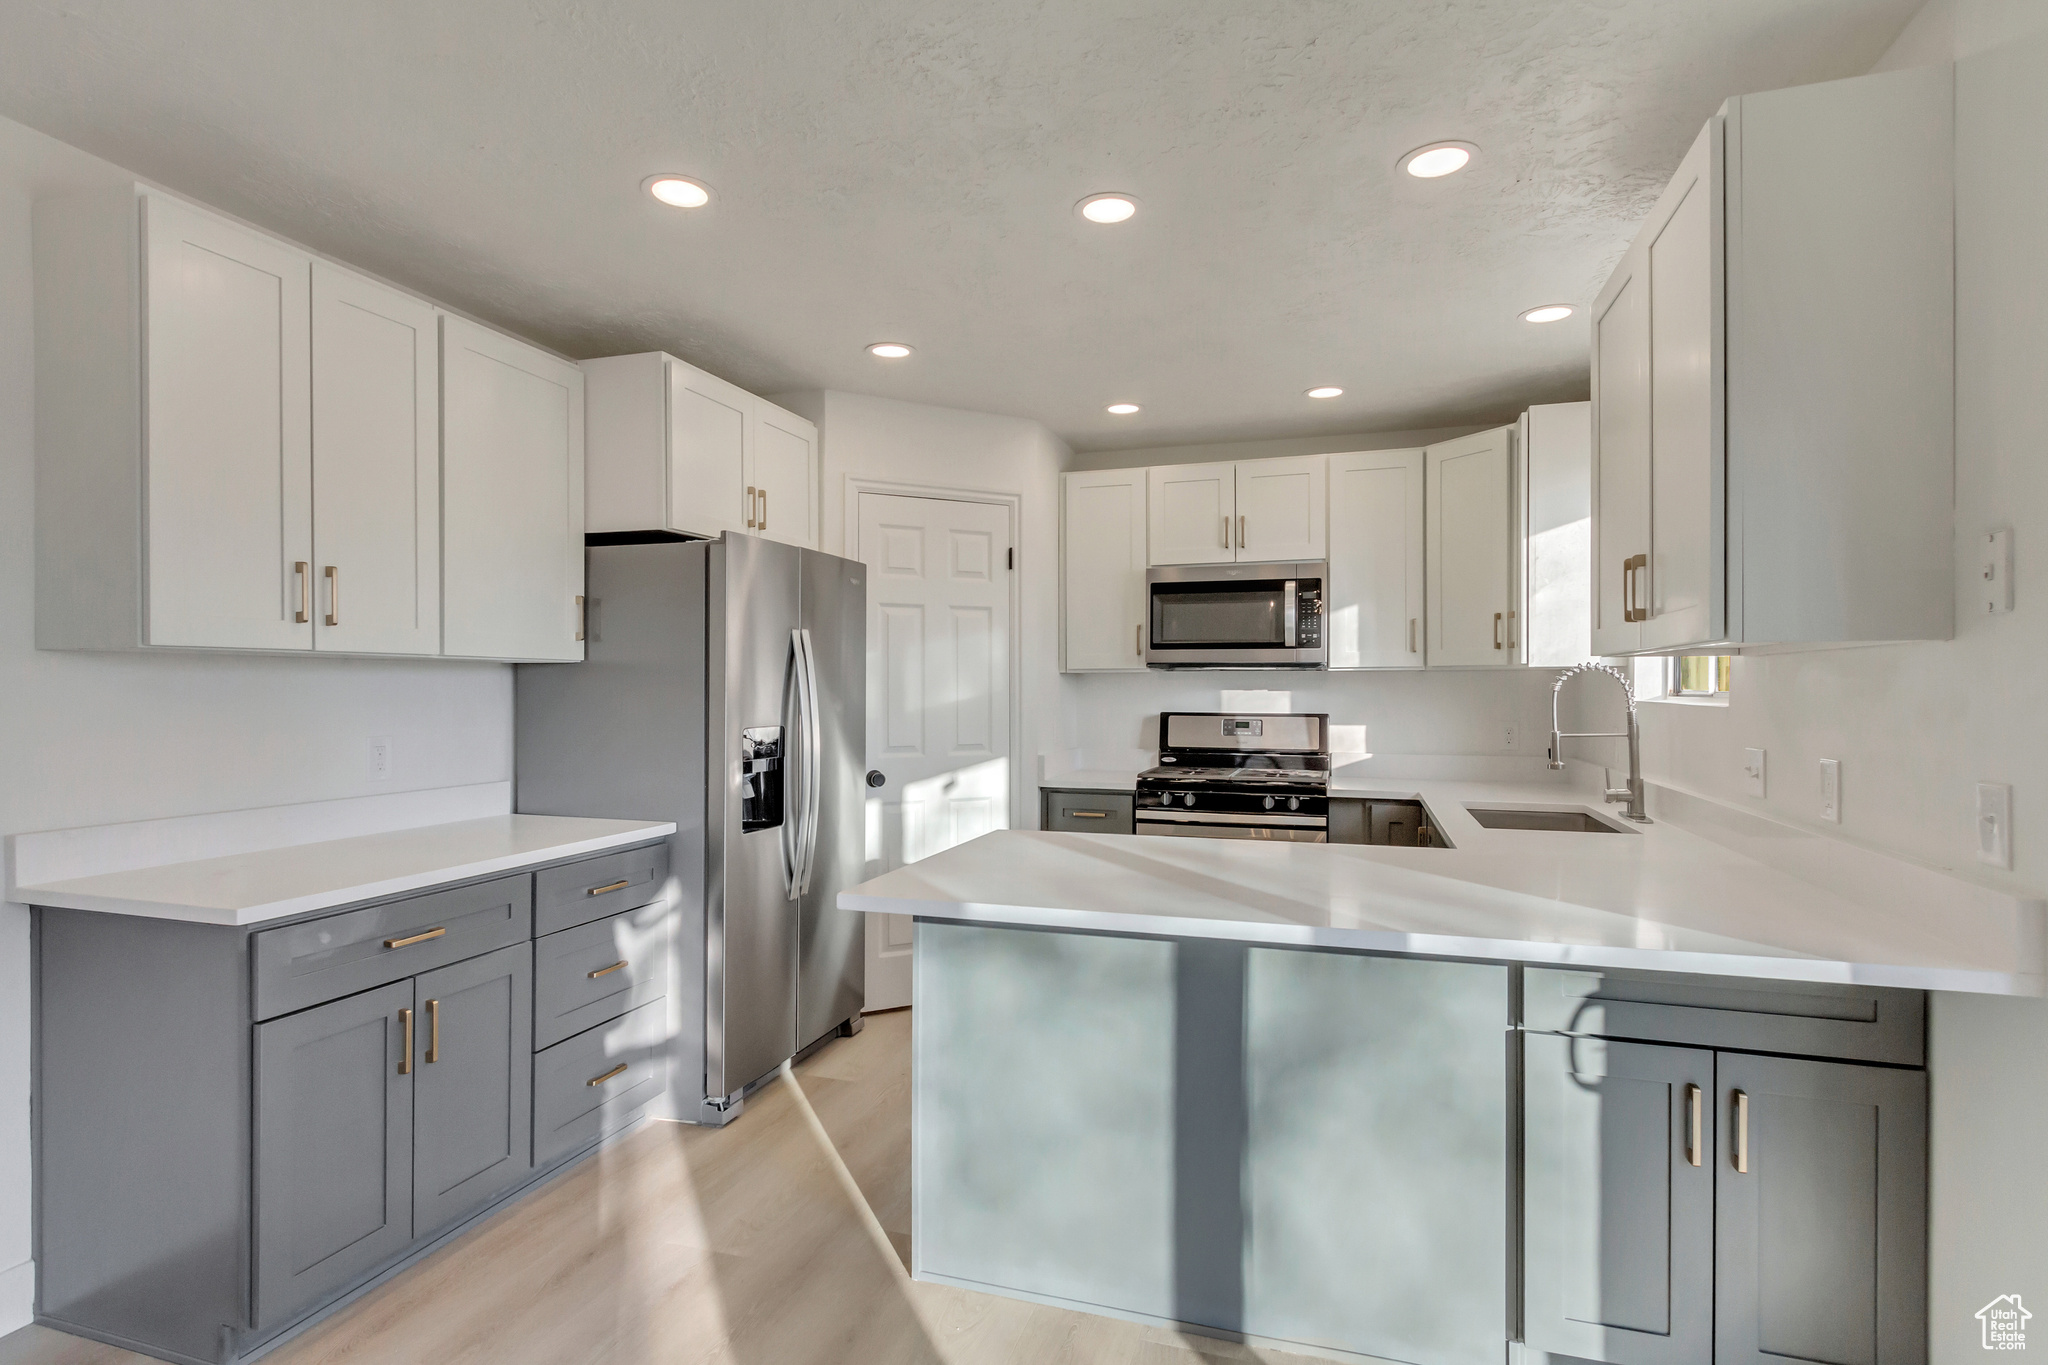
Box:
1, 1009, 1333, 1365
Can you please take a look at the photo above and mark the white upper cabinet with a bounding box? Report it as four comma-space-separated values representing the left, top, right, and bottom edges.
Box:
1062, 470, 1149, 672
310, 263, 440, 656
440, 316, 585, 662
1235, 456, 1326, 562
1591, 65, 1954, 654
1147, 456, 1325, 566
1326, 449, 1424, 669
141, 194, 314, 651
1147, 462, 1237, 565
1427, 427, 1518, 668
751, 402, 818, 549
583, 351, 818, 549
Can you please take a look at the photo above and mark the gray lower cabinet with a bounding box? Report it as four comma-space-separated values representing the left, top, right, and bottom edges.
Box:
412, 944, 535, 1236
1714, 1054, 1926, 1365
253, 979, 417, 1332
1523, 1035, 1714, 1365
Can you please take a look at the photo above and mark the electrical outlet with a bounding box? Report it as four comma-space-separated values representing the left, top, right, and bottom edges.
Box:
1504, 723, 1518, 750
1978, 783, 2013, 869
369, 737, 394, 782
1982, 529, 2014, 615
1743, 747, 1767, 799
1819, 758, 1841, 823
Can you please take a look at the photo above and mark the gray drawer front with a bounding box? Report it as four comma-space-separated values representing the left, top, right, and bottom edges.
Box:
533, 998, 669, 1167
1523, 966, 1925, 1066
533, 842, 670, 936
1043, 789, 1134, 834
252, 876, 533, 1021
533, 901, 671, 1050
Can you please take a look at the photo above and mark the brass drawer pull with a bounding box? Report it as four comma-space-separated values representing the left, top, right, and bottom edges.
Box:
398, 1007, 413, 1075
588, 1062, 629, 1087
586, 879, 632, 897
1068, 811, 1111, 819
384, 926, 447, 950
1685, 1083, 1702, 1167
588, 960, 629, 980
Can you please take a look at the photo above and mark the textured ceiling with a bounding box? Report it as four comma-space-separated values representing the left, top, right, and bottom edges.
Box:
0, 1, 1916, 450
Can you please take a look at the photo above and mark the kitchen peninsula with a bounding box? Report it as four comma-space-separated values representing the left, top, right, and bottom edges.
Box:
842, 782, 2041, 1365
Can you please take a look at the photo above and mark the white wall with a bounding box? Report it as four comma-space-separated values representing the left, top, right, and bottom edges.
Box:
0, 115, 516, 1332
770, 388, 1071, 817
1628, 10, 2048, 1357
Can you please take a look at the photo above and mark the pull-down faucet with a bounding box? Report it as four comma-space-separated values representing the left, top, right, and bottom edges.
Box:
1548, 662, 1652, 823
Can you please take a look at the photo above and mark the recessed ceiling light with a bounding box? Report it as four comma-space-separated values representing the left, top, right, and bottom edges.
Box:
868, 342, 913, 359
1078, 193, 1138, 224
644, 175, 711, 208
1106, 403, 1141, 415
1520, 305, 1575, 324
1305, 386, 1344, 399
1399, 142, 1477, 179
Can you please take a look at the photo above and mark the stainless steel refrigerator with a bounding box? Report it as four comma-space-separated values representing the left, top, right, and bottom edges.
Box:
515, 533, 866, 1125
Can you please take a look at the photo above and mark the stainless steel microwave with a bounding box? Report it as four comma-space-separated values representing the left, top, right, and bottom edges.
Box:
1145, 561, 1326, 668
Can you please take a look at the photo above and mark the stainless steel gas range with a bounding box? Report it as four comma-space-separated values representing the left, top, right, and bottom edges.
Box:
1134, 711, 1331, 842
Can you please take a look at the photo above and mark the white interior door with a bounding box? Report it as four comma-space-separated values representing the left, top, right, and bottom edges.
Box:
1427, 427, 1515, 667
310, 263, 440, 655
1235, 455, 1325, 562
858, 492, 1013, 1010
1326, 449, 1424, 668
142, 193, 312, 650
1147, 462, 1236, 565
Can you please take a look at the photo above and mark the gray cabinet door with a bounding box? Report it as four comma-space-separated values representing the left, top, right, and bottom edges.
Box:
412, 943, 534, 1236
1523, 1034, 1714, 1365
1714, 1054, 1926, 1365
254, 979, 415, 1330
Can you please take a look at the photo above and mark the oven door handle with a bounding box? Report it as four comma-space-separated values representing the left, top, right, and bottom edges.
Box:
1283, 579, 1298, 648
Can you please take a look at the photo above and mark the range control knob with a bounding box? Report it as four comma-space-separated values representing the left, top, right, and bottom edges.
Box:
1288, 796, 1301, 810
1263, 795, 1276, 810
1183, 792, 1196, 807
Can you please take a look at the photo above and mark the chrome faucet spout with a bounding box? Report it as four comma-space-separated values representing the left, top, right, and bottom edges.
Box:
1548, 662, 1653, 823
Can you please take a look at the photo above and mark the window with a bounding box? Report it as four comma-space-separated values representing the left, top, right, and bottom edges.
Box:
1671, 654, 1732, 698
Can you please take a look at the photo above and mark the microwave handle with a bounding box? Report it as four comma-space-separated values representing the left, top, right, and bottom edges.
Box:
1283, 579, 1298, 648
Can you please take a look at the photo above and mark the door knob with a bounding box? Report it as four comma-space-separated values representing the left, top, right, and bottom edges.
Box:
866, 770, 886, 788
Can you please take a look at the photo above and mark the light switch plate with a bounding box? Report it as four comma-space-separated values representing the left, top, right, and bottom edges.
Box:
1743, 747, 1767, 798
1982, 529, 2014, 615
1819, 759, 1841, 823
1978, 782, 2013, 869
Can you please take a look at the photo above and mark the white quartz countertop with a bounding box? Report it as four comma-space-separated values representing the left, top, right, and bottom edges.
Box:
11, 814, 676, 927
842, 779, 2045, 995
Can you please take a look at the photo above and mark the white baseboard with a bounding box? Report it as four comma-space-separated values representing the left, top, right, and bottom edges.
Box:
6, 781, 512, 892
0, 1258, 33, 1336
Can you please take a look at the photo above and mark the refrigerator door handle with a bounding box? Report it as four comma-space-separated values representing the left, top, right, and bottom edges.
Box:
781, 628, 806, 899
796, 626, 824, 895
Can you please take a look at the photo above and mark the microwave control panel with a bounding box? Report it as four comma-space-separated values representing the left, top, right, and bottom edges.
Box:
1297, 589, 1322, 648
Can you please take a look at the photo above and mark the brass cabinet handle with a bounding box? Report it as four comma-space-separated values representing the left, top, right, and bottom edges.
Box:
1135, 623, 1142, 656
759, 489, 767, 532
1409, 617, 1418, 654
398, 1007, 413, 1075
1068, 811, 1111, 819
384, 926, 447, 950
1623, 552, 1650, 623
588, 960, 629, 979
294, 562, 310, 624
425, 998, 440, 1064
575, 594, 586, 642
1733, 1089, 1750, 1174
746, 485, 757, 529
1493, 612, 1504, 649
1685, 1083, 1702, 1167
586, 879, 632, 897
1507, 609, 1518, 650
1238, 514, 1246, 550
323, 565, 340, 626
588, 1062, 629, 1087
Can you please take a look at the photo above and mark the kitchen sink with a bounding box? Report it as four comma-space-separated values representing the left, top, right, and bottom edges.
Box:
1465, 805, 1634, 834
